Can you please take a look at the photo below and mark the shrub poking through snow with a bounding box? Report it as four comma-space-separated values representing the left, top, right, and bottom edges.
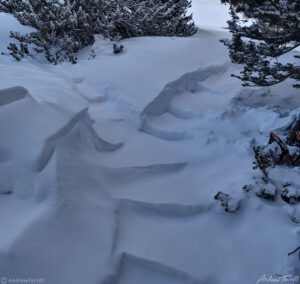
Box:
255, 182, 277, 201
214, 191, 240, 213
248, 125, 300, 203
281, 186, 300, 205
243, 181, 277, 202
113, 44, 124, 54
0, 0, 196, 63
220, 0, 300, 88
242, 184, 254, 193
285, 205, 300, 224
253, 145, 273, 182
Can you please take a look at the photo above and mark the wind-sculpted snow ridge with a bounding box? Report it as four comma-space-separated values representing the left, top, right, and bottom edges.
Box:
118, 198, 212, 216
101, 162, 187, 184
106, 252, 211, 284
140, 118, 193, 140
113, 188, 299, 284
0, 85, 75, 170
141, 63, 229, 118
140, 63, 230, 140
75, 81, 108, 104
110, 198, 213, 260
36, 108, 123, 172
0, 86, 29, 106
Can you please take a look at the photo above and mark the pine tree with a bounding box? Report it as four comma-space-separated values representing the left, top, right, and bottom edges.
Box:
0, 0, 96, 63
220, 0, 300, 88
0, 0, 196, 63
122, 0, 196, 37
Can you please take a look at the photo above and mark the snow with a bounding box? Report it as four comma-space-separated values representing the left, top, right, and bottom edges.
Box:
0, 13, 33, 50
0, 4, 300, 284
190, 0, 230, 28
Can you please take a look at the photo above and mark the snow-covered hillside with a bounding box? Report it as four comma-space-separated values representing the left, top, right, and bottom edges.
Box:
0, 3, 299, 284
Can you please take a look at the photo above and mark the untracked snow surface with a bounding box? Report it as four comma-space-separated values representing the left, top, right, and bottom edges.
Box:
0, 9, 300, 284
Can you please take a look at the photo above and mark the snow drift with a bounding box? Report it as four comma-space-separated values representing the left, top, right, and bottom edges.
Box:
0, 9, 299, 284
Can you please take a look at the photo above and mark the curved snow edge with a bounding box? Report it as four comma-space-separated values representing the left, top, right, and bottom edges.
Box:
0, 86, 29, 106
119, 198, 212, 216
139, 63, 230, 140
104, 252, 210, 284
36, 108, 123, 172
141, 63, 230, 118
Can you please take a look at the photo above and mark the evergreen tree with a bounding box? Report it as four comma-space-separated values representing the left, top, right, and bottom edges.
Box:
0, 0, 115, 63
123, 0, 196, 37
0, 0, 196, 63
220, 0, 300, 88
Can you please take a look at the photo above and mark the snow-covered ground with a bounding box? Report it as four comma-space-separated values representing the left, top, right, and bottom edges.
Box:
191, 0, 229, 27
0, 3, 299, 284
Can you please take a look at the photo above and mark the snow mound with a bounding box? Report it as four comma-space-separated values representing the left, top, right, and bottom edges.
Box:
0, 85, 63, 167
168, 88, 225, 119
140, 64, 232, 140
75, 81, 108, 103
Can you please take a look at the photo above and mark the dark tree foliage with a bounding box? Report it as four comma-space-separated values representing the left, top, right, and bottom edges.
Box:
0, 0, 196, 63
220, 0, 300, 88
123, 0, 196, 37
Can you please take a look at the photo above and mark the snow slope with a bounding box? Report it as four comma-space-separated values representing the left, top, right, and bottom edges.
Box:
0, 8, 300, 284
190, 0, 229, 28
